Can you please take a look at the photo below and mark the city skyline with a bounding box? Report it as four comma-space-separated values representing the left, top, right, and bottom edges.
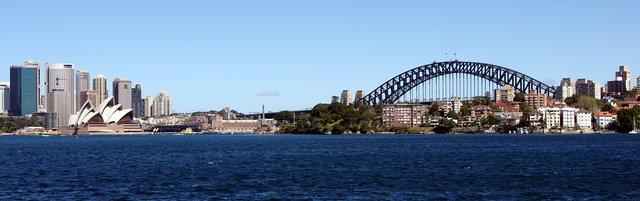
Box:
1, 1, 639, 113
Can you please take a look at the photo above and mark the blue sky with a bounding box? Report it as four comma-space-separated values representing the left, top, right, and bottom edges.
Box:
1, 1, 638, 113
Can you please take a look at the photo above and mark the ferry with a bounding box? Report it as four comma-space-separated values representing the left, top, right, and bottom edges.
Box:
179, 127, 194, 135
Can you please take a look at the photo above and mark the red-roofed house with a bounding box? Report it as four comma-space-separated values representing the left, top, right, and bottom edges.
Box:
595, 112, 617, 128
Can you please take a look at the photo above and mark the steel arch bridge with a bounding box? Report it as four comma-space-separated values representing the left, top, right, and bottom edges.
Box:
361, 61, 556, 105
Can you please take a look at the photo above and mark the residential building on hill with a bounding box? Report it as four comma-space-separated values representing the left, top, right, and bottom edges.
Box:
495, 85, 515, 102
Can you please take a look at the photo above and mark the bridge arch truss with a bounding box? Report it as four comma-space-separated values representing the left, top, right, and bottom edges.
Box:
361, 61, 556, 105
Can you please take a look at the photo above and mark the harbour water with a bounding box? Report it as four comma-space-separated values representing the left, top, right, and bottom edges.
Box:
1, 134, 639, 200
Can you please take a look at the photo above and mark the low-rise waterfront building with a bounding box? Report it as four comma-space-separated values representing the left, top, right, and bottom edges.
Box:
470, 105, 492, 121
527, 112, 542, 127
382, 104, 428, 127
499, 116, 520, 126
576, 109, 592, 130
494, 112, 523, 126
495, 102, 521, 112
560, 107, 578, 128
595, 111, 617, 128
209, 114, 276, 133
538, 107, 561, 129
538, 107, 587, 129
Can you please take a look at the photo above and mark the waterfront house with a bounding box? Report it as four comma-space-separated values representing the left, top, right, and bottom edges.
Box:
595, 111, 617, 128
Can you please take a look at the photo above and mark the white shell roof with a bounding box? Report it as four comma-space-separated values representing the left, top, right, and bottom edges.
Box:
69, 97, 134, 127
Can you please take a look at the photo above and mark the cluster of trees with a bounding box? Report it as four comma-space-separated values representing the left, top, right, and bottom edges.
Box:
611, 109, 640, 133
276, 102, 380, 134
0, 116, 43, 133
191, 109, 241, 117
564, 94, 604, 113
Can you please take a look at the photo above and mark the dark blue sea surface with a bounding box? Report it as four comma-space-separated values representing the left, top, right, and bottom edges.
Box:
1, 134, 639, 200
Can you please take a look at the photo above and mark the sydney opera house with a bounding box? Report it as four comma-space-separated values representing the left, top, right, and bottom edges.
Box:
61, 97, 143, 135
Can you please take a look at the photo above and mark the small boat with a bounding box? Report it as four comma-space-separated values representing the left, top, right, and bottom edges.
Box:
631, 116, 638, 134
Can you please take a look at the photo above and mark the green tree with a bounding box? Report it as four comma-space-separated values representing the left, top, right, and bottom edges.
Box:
514, 93, 526, 102
460, 102, 472, 117
474, 96, 492, 106
280, 100, 380, 134
0, 117, 43, 133
274, 111, 294, 123
429, 103, 441, 116
331, 96, 339, 103
516, 115, 531, 128
490, 104, 503, 112
615, 109, 639, 133
575, 95, 603, 113
447, 111, 459, 119
434, 118, 456, 134
481, 114, 500, 127
564, 94, 580, 105
602, 104, 614, 113
520, 104, 533, 115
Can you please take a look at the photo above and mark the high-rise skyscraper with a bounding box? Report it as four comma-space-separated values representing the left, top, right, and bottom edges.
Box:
10, 64, 38, 116
75, 70, 90, 111
340, 90, 352, 105
637, 76, 640, 94
0, 82, 10, 115
576, 79, 602, 99
23, 61, 41, 107
556, 78, 575, 101
80, 90, 100, 108
46, 63, 75, 127
615, 65, 632, 91
144, 96, 152, 117
93, 75, 108, 104
112, 78, 132, 109
152, 91, 172, 117
131, 84, 143, 117
355, 90, 365, 103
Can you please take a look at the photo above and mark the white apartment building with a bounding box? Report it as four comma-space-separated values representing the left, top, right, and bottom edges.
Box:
538, 107, 582, 129
560, 107, 578, 128
595, 112, 617, 128
440, 97, 462, 115
538, 107, 561, 128
576, 110, 592, 129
